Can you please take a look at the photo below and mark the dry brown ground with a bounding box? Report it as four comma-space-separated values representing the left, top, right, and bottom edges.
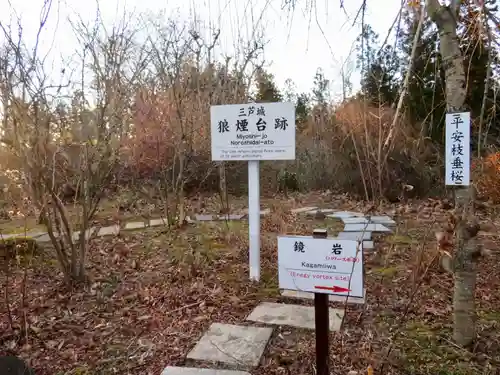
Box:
1, 192, 499, 375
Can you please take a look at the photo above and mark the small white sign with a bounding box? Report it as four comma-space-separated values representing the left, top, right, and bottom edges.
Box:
277, 236, 363, 298
210, 102, 295, 161
445, 112, 470, 186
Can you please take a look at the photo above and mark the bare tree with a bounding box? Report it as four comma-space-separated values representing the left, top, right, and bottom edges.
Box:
125, 16, 263, 224
0, 7, 146, 285
281, 0, 484, 347
214, 39, 264, 213
138, 20, 212, 226
426, 0, 480, 347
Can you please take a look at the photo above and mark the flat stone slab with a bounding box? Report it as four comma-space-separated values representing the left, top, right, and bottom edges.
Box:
343, 223, 392, 232
363, 241, 374, 249
195, 214, 215, 221
1, 231, 47, 240
240, 209, 270, 216
72, 228, 96, 243
34, 233, 51, 242
337, 231, 372, 241
246, 302, 343, 331
26, 231, 48, 238
3, 231, 66, 243
280, 289, 366, 305
305, 208, 338, 215
326, 211, 365, 219
342, 217, 369, 224
290, 206, 317, 214
150, 218, 168, 226
97, 225, 120, 236
217, 214, 246, 220
124, 221, 146, 230
187, 323, 272, 368
162, 367, 251, 375
369, 216, 396, 225
31, 232, 49, 238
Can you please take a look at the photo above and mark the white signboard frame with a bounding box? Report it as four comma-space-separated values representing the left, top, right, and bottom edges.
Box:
210, 102, 296, 282
210, 102, 295, 161
445, 112, 470, 186
277, 236, 363, 298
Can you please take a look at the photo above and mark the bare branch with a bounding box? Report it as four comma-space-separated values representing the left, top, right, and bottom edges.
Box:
384, 5, 426, 149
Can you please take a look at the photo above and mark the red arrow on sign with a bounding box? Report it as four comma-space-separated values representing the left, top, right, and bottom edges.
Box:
314, 285, 351, 293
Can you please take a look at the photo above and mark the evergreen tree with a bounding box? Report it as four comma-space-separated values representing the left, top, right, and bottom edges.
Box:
312, 68, 330, 106
254, 68, 282, 102
458, 0, 500, 144
296, 92, 310, 126
281, 78, 310, 126
356, 25, 399, 106
283, 78, 297, 102
356, 24, 379, 81
397, 7, 446, 140
395, 0, 500, 143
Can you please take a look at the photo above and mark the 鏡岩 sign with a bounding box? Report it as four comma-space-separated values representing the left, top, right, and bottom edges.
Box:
277, 236, 363, 298
210, 102, 295, 161
445, 112, 470, 186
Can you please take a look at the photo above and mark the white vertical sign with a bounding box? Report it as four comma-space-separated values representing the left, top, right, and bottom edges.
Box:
445, 112, 470, 186
210, 102, 296, 282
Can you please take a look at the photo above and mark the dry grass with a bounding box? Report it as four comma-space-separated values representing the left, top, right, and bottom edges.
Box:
475, 151, 500, 203
0, 197, 146, 234
1, 194, 498, 375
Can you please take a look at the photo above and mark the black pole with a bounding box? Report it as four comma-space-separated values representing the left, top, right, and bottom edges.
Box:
312, 229, 329, 375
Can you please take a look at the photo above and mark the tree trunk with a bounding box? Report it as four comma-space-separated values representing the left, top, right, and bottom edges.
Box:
426, 0, 477, 347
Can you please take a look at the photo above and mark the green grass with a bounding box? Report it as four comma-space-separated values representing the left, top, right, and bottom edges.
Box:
0, 218, 45, 234
375, 317, 485, 375
0, 197, 151, 234
385, 234, 416, 245
372, 265, 401, 276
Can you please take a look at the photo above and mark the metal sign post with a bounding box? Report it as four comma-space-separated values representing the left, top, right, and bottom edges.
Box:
211, 102, 296, 282
313, 228, 329, 375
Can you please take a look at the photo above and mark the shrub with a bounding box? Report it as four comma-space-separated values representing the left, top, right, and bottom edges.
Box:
474, 151, 500, 203
273, 99, 441, 200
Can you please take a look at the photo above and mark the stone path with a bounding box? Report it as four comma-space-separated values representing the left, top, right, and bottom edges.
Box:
163, 207, 396, 375
0, 205, 396, 374
166, 302, 345, 374
280, 288, 367, 304
162, 368, 251, 375
246, 302, 344, 330
308, 209, 395, 252
0, 214, 255, 243
186, 323, 273, 369
0, 209, 277, 243
0, 207, 395, 248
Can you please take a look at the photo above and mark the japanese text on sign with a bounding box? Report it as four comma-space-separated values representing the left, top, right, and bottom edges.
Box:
210, 102, 296, 161
277, 236, 364, 298
445, 112, 470, 186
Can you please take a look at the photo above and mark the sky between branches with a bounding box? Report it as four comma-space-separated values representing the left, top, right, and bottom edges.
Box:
1, 0, 402, 101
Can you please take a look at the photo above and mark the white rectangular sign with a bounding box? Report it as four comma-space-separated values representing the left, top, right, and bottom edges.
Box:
277, 236, 363, 298
445, 112, 470, 186
210, 102, 296, 161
